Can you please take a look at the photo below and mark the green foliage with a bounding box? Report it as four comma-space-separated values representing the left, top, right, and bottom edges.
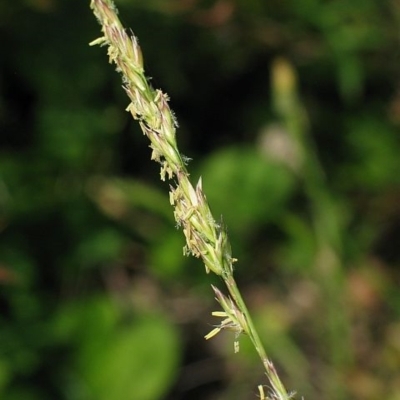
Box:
200, 146, 295, 235
54, 297, 180, 400
343, 115, 400, 190
1, 0, 400, 399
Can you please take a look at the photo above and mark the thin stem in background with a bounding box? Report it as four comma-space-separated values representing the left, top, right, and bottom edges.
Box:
272, 57, 351, 398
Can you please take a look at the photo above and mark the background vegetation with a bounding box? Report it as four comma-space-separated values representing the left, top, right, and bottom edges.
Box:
1, 0, 400, 399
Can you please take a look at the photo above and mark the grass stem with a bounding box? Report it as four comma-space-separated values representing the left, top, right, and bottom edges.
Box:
89, 1, 296, 398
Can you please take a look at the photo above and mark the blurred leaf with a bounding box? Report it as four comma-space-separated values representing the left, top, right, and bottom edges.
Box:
80, 317, 179, 400
199, 146, 295, 235
88, 178, 173, 224
342, 116, 400, 190
88, 177, 188, 279
149, 228, 186, 280
53, 297, 118, 344
53, 297, 180, 400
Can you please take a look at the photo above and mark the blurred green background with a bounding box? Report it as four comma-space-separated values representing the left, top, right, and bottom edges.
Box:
1, 0, 400, 399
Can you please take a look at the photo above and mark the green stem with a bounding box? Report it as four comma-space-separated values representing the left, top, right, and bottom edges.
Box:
226, 275, 291, 400
90, 1, 296, 398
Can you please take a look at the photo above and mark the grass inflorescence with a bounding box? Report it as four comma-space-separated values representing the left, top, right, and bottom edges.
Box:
89, 1, 296, 398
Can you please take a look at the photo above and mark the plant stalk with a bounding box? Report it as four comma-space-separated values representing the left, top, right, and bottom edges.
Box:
89, 1, 295, 398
